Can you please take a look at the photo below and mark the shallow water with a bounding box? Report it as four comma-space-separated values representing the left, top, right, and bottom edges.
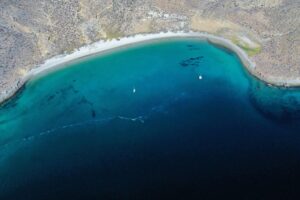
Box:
1, 39, 300, 199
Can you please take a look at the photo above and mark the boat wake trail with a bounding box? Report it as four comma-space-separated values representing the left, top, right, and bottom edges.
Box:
0, 115, 147, 162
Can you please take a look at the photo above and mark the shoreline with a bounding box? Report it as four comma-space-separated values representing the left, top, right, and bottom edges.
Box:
0, 31, 298, 105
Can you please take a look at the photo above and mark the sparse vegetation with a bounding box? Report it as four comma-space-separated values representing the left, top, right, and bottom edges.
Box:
0, 0, 299, 100
105, 29, 123, 40
230, 37, 262, 56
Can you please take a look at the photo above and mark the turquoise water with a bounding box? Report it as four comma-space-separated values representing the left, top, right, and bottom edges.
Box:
1, 39, 300, 199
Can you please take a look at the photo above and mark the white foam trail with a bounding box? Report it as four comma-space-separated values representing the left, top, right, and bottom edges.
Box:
118, 116, 145, 123
37, 117, 115, 136
0, 114, 147, 156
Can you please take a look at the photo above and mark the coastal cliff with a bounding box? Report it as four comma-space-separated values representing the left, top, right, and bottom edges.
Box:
0, 0, 299, 101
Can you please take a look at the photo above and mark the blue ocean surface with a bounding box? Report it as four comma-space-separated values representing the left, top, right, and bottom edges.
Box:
1, 39, 300, 199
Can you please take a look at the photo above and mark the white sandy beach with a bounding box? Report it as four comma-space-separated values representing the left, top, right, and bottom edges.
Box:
31, 31, 255, 76
0, 31, 260, 104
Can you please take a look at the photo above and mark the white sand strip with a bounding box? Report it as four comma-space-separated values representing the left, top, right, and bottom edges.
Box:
29, 31, 256, 76
0, 31, 260, 104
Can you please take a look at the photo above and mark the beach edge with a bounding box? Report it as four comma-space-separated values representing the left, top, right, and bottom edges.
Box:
0, 31, 297, 105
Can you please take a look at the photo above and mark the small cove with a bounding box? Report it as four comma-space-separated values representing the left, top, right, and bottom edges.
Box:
1, 38, 300, 199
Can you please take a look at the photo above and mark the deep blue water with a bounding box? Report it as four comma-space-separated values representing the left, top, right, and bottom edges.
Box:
1, 39, 300, 199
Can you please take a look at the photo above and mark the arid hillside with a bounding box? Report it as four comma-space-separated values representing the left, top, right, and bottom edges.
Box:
0, 0, 299, 97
